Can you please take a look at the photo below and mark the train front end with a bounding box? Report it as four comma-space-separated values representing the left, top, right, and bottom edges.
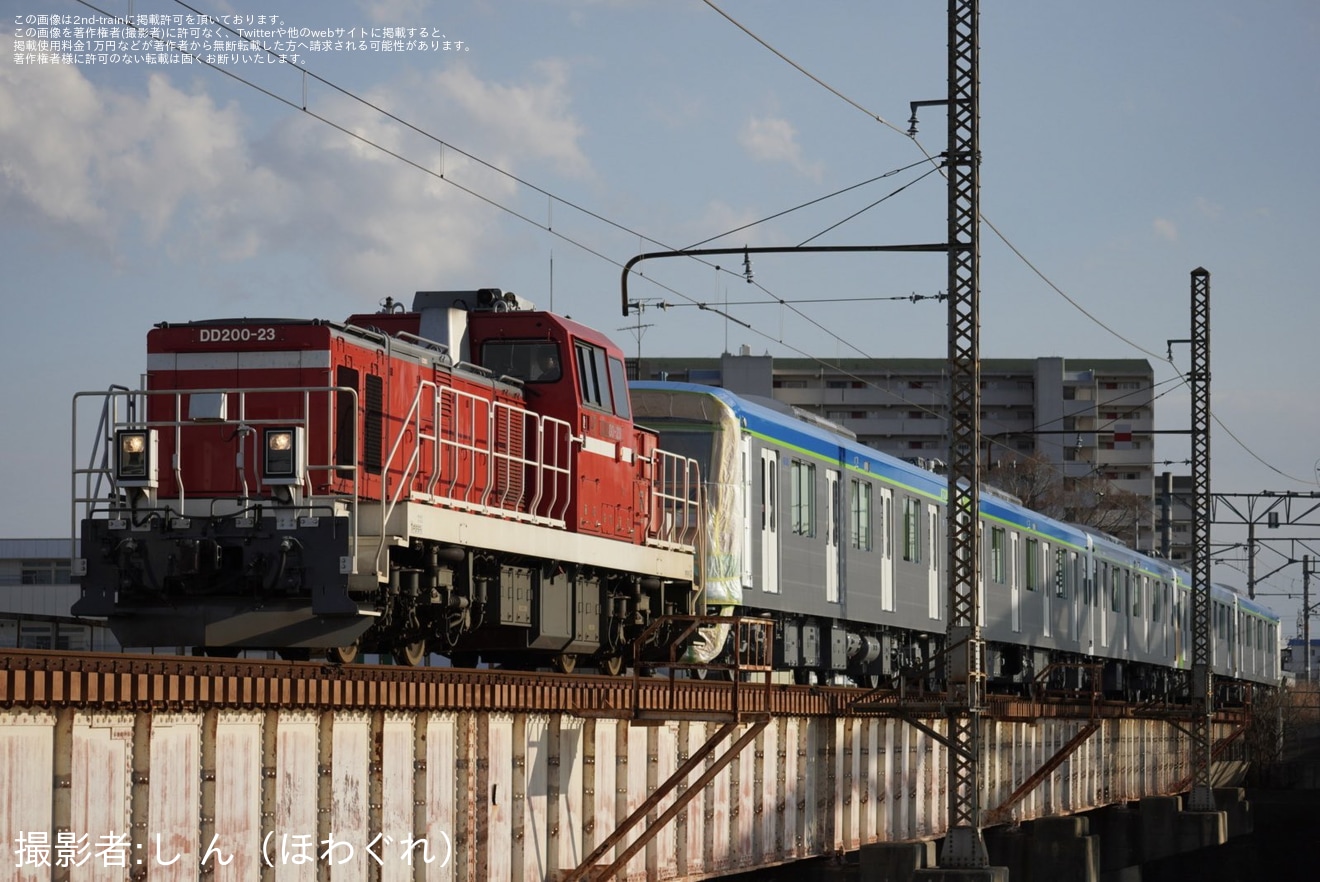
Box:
71, 318, 376, 653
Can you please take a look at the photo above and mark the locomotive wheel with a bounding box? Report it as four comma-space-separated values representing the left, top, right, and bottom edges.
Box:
551, 653, 578, 674
393, 640, 427, 666
325, 642, 361, 665
598, 655, 625, 677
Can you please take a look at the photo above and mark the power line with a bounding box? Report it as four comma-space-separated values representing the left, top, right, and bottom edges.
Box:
700, 0, 1306, 487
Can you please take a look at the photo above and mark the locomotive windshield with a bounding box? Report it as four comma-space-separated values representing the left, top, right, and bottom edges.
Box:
482, 340, 561, 383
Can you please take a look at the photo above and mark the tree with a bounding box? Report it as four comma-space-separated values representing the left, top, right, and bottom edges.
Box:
981, 452, 1152, 549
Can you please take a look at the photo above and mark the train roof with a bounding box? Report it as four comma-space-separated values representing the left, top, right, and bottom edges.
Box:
631, 380, 1091, 548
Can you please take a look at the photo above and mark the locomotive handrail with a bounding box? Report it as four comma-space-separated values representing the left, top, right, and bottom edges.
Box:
71, 384, 361, 572
376, 379, 577, 576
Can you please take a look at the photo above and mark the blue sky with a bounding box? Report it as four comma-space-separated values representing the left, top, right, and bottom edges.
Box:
4, 1, 1319, 632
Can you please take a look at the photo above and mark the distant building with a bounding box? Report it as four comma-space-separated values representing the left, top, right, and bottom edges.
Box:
633, 351, 1169, 550
0, 538, 119, 651
1282, 637, 1320, 681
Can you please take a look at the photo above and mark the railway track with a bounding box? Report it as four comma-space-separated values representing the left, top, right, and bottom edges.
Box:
0, 649, 1250, 726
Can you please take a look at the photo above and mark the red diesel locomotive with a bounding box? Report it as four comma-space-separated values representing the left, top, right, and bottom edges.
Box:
71, 289, 701, 668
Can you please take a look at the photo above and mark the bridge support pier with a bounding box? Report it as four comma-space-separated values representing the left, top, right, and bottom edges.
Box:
980, 789, 1250, 882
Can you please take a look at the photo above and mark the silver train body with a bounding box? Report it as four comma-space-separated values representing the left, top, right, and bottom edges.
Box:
631, 382, 1280, 695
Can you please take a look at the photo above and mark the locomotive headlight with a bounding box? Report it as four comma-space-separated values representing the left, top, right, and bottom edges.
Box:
263, 426, 304, 485
114, 429, 158, 487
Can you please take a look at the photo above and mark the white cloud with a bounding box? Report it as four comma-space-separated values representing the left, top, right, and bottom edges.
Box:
1194, 197, 1223, 220
1153, 217, 1179, 242
0, 57, 592, 294
0, 62, 285, 259
429, 61, 592, 178
739, 115, 822, 180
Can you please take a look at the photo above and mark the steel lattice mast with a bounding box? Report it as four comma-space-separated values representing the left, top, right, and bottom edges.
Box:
1188, 267, 1215, 811
940, 0, 988, 867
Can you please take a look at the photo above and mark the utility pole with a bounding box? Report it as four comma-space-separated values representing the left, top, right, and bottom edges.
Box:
1187, 267, 1215, 813
1306, 555, 1312, 682
1160, 471, 1173, 559
935, 0, 991, 871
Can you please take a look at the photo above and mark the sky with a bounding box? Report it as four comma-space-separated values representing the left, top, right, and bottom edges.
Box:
4, 1, 1320, 635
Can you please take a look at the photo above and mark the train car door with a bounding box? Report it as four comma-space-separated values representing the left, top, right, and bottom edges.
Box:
826, 469, 840, 604
1009, 532, 1021, 633
741, 439, 754, 590
978, 523, 986, 627
927, 503, 940, 620
1041, 542, 1052, 640
760, 449, 780, 594
1079, 540, 1095, 653
880, 487, 894, 612
1099, 563, 1110, 650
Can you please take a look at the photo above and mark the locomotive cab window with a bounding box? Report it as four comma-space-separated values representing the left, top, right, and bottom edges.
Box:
607, 356, 631, 419
482, 340, 562, 383
574, 341, 613, 412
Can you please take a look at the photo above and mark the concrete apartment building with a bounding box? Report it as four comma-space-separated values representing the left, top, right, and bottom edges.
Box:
633, 351, 1173, 554
0, 538, 119, 651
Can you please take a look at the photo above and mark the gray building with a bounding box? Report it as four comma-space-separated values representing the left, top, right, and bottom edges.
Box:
0, 538, 119, 651
1282, 637, 1320, 681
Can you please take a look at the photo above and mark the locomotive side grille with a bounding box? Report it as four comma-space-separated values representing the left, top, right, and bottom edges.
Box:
365, 373, 383, 475
492, 405, 527, 509
335, 365, 358, 473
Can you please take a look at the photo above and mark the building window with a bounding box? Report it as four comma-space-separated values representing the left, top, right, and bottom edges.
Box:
790, 460, 815, 536
19, 560, 73, 585
850, 480, 872, 551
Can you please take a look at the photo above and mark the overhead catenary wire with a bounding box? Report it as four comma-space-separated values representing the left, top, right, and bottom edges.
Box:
699, 0, 1308, 487
70, 0, 964, 414
82, 0, 1301, 487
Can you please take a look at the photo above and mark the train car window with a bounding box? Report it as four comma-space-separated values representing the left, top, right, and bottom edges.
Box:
607, 356, 631, 419
850, 480, 873, 551
903, 497, 921, 562
1055, 549, 1068, 597
1131, 576, 1142, 617
1111, 566, 1122, 613
790, 460, 815, 536
990, 527, 1006, 583
1025, 538, 1039, 591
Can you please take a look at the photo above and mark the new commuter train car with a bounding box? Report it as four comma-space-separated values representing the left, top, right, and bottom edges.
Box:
630, 382, 1280, 695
